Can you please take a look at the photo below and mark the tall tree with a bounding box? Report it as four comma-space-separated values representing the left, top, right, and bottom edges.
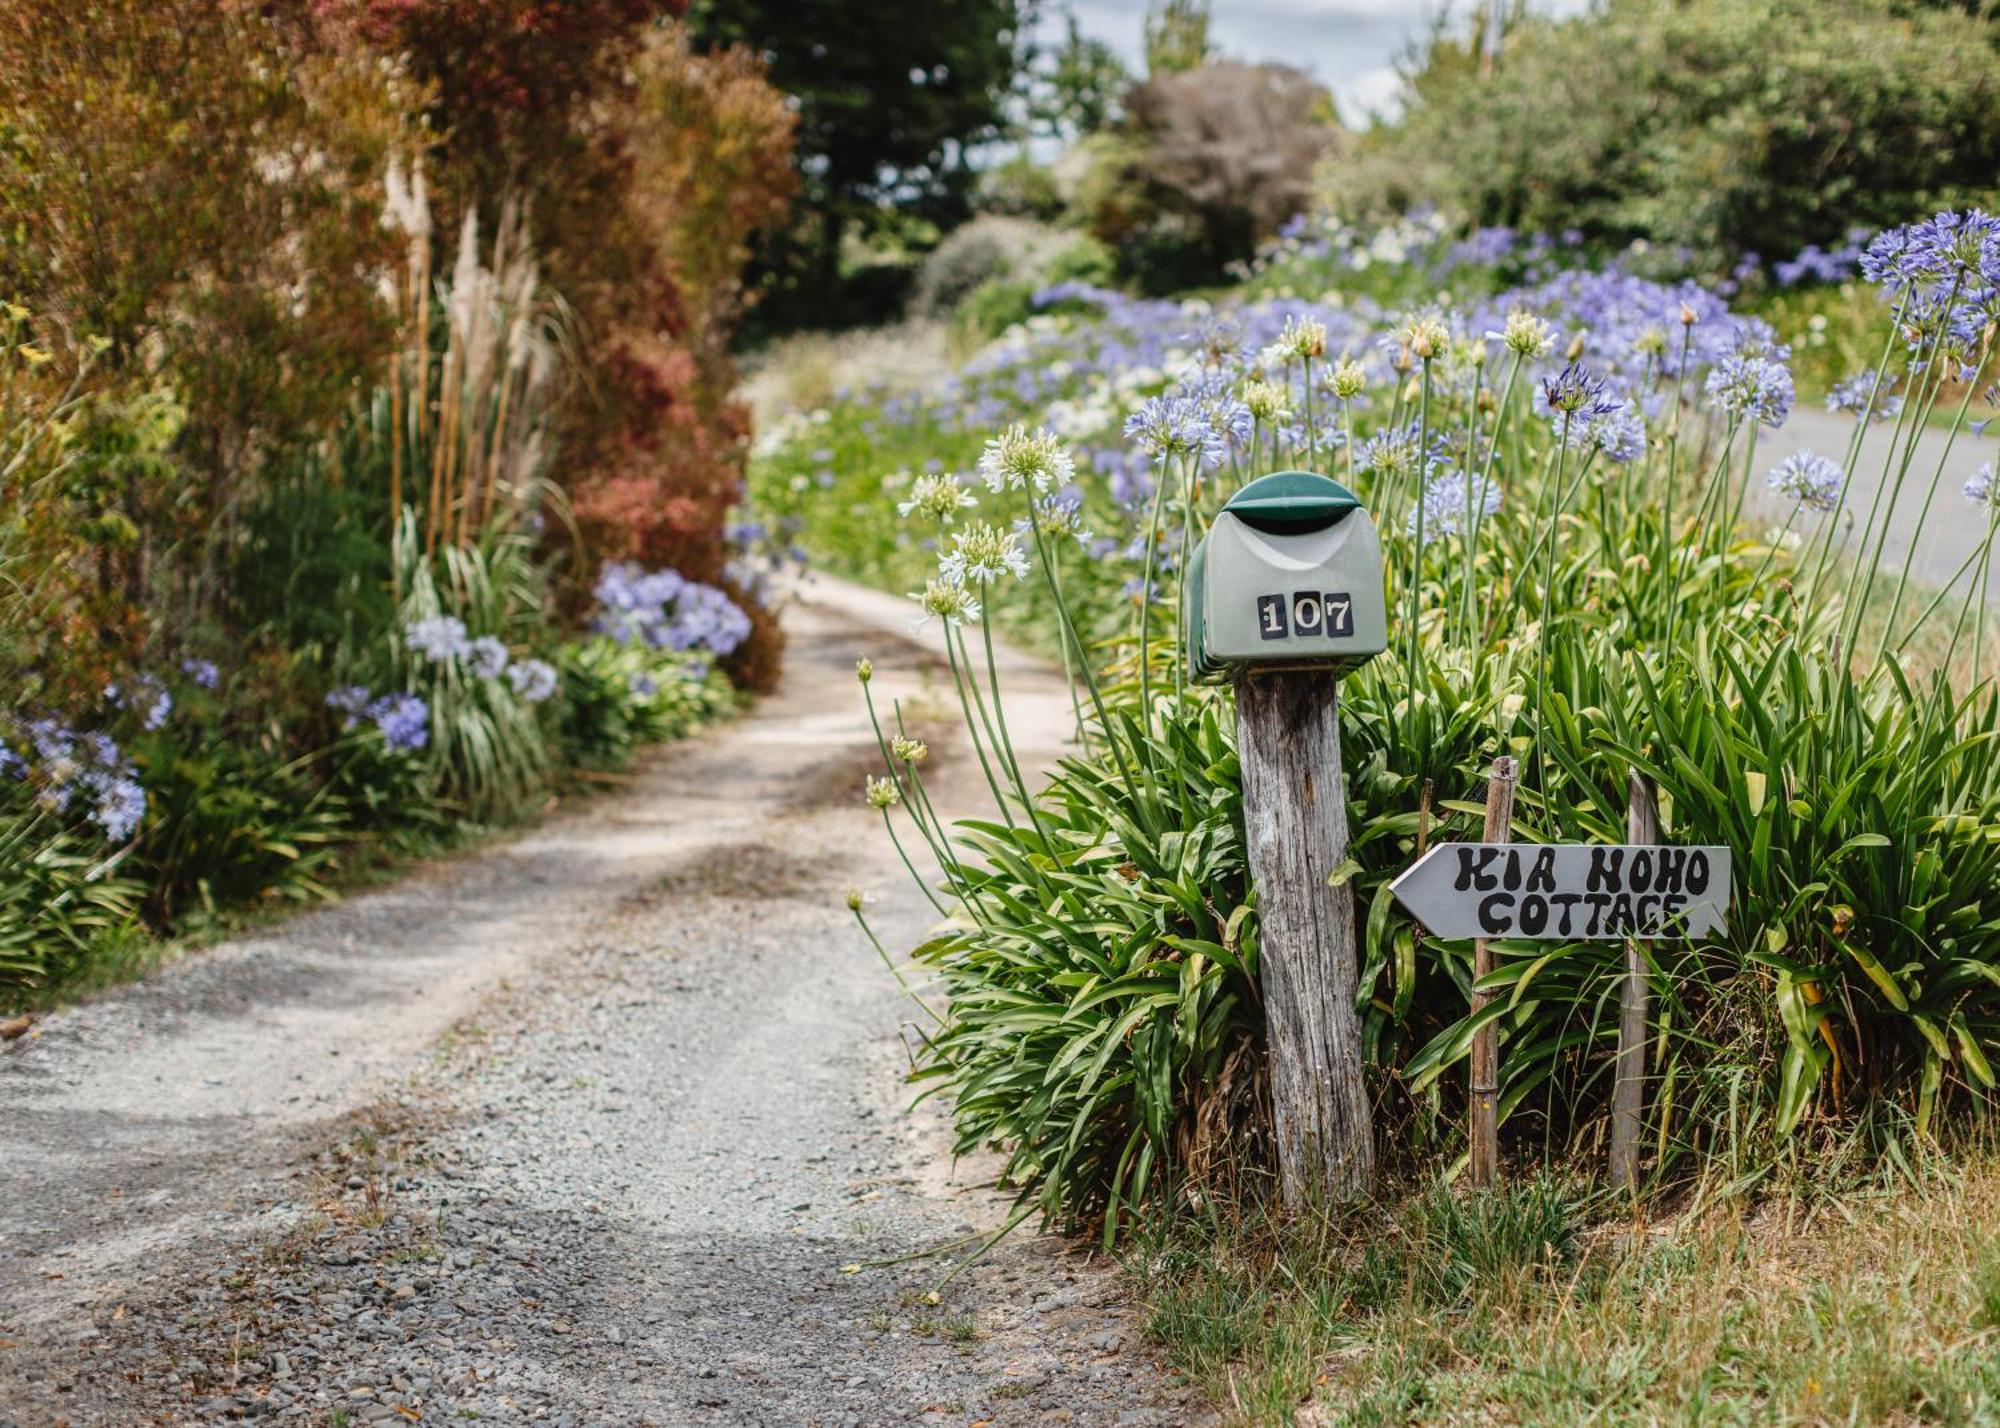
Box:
687, 0, 1027, 328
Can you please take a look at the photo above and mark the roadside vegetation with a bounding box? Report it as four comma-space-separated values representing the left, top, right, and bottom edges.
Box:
748, 1, 2000, 1419
0, 3, 800, 1007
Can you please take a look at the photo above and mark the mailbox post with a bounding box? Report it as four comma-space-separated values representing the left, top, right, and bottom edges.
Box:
1186, 471, 1387, 1205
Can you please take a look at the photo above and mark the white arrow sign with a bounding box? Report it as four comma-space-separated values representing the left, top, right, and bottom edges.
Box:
1390, 842, 1731, 941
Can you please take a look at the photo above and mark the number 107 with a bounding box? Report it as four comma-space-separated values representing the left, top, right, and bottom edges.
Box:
1256, 591, 1354, 640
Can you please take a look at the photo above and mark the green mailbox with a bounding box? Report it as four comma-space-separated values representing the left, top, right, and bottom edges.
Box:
1184, 470, 1388, 682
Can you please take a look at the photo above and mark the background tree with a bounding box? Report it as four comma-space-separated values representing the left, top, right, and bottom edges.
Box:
1036, 14, 1131, 140
1143, 0, 1213, 76
687, 0, 1028, 332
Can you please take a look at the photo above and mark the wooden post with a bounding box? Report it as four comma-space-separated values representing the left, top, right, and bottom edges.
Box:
1234, 671, 1374, 1206
1610, 770, 1658, 1194
1468, 756, 1516, 1188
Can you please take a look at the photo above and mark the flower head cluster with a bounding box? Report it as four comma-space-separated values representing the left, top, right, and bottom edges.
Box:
1408, 466, 1501, 543
507, 658, 558, 703
1328, 359, 1368, 401
1703, 352, 1794, 428
865, 776, 901, 810
892, 736, 928, 764
105, 674, 172, 732
1967, 462, 1997, 507
1123, 395, 1226, 468
12, 718, 147, 841
1354, 421, 1427, 480
910, 577, 981, 629
1826, 370, 1904, 422
978, 425, 1074, 494
594, 562, 752, 657
1493, 309, 1555, 359
406, 615, 472, 662
1580, 401, 1647, 464
1273, 313, 1327, 362
1017, 490, 1092, 548
1767, 451, 1845, 513
1396, 309, 1451, 362
896, 473, 977, 524
1539, 362, 1618, 420
468, 636, 510, 680
327, 686, 431, 752
939, 522, 1030, 585
1240, 379, 1291, 424
180, 658, 220, 690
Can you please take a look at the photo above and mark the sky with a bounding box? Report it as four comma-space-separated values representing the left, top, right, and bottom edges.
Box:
1051, 0, 1593, 128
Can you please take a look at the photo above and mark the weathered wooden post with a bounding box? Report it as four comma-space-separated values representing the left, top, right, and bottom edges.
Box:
1236, 674, 1374, 1203
1468, 756, 1516, 1188
1184, 471, 1389, 1207
1610, 770, 1658, 1194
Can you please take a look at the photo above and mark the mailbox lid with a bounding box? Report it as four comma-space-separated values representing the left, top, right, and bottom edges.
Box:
1223, 470, 1362, 535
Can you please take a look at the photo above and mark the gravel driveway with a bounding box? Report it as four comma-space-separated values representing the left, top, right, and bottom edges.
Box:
0, 576, 1206, 1427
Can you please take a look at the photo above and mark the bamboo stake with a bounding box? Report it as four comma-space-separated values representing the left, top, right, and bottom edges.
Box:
1610, 769, 1658, 1194
1469, 755, 1516, 1188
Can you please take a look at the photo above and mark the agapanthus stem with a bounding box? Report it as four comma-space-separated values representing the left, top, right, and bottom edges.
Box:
882, 808, 950, 917
1808, 292, 1908, 597
1535, 410, 1575, 798
851, 904, 942, 1024
1408, 360, 1433, 685
1879, 343, 1992, 661
940, 622, 1018, 833
1136, 456, 1172, 743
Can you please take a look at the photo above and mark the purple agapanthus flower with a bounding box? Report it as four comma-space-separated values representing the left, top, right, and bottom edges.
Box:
368, 693, 430, 752
1124, 395, 1226, 468
180, 658, 220, 690
1703, 352, 1794, 428
508, 658, 559, 704
468, 636, 510, 679
1826, 371, 1903, 422
1767, 451, 1844, 512
406, 615, 471, 662
1408, 466, 1501, 543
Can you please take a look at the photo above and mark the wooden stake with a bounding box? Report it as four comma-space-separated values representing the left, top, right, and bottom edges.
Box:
1610, 769, 1658, 1194
1468, 755, 1516, 1188
1234, 671, 1375, 1207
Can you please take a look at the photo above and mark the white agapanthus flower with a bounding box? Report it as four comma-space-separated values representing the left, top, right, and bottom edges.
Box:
977, 424, 1074, 495
939, 522, 1030, 586
896, 473, 977, 524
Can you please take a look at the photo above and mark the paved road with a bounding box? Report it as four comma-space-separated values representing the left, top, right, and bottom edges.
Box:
1748, 405, 2000, 599
0, 577, 1204, 1426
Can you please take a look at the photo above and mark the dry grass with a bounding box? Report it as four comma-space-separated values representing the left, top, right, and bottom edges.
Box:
739, 318, 950, 429
1137, 1156, 2000, 1426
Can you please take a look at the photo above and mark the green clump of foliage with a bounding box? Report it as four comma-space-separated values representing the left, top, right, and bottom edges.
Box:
1325, 0, 2000, 267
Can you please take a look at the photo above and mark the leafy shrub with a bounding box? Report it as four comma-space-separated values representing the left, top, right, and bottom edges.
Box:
1324, 0, 2000, 268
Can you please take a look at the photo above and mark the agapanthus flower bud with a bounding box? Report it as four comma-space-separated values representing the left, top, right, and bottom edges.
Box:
897, 473, 977, 524
1330, 360, 1367, 400
1678, 302, 1698, 327
865, 776, 901, 810
856, 657, 874, 683
1398, 311, 1450, 362
1241, 379, 1291, 423
892, 736, 929, 764
1564, 332, 1587, 362
1496, 310, 1553, 359
1277, 314, 1327, 361
843, 886, 870, 912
